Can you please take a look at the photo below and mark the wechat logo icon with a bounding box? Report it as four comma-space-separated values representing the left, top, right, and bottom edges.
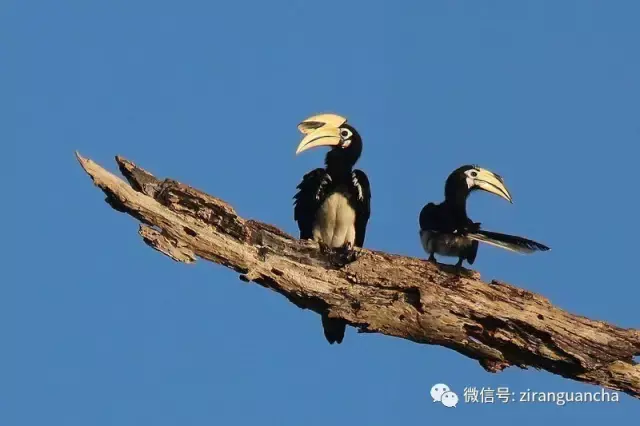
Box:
431, 383, 459, 408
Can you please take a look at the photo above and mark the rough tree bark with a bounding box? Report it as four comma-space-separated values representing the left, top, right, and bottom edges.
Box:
76, 152, 640, 399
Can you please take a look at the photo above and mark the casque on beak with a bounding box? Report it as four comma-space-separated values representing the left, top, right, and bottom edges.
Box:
296, 114, 347, 155
471, 168, 513, 203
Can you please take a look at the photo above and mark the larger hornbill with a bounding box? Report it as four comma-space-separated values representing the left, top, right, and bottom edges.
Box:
293, 113, 371, 344
419, 165, 549, 268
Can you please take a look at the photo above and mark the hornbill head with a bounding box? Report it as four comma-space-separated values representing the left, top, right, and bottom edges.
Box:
295, 114, 362, 160
446, 165, 513, 203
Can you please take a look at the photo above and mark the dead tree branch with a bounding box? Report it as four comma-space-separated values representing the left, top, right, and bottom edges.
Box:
76, 152, 640, 399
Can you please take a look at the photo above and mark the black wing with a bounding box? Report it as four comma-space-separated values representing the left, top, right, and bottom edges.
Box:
419, 202, 477, 233
466, 230, 550, 254
419, 202, 441, 232
293, 168, 332, 239
351, 170, 371, 247
420, 202, 481, 263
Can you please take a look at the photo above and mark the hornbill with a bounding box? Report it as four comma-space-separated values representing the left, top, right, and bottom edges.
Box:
293, 113, 371, 344
419, 165, 549, 268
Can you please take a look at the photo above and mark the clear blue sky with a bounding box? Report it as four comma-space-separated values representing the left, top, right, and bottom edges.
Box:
4, 0, 639, 424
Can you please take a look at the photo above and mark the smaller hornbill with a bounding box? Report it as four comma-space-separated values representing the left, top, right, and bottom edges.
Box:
293, 113, 371, 344
419, 165, 549, 267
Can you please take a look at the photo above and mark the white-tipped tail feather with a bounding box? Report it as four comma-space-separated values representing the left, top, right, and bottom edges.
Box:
466, 230, 550, 254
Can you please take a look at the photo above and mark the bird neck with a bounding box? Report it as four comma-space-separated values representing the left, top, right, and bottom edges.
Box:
325, 148, 358, 181
444, 187, 470, 221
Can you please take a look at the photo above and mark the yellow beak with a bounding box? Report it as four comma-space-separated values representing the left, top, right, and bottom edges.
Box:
295, 126, 342, 155
472, 168, 513, 203
295, 113, 347, 155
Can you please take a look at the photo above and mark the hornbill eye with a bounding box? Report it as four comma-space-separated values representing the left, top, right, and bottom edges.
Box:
470, 171, 478, 177
340, 128, 352, 139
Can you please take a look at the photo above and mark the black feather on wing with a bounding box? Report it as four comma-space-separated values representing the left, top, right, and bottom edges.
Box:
351, 170, 371, 247
293, 168, 332, 240
419, 203, 440, 232
419, 203, 479, 234
467, 230, 550, 253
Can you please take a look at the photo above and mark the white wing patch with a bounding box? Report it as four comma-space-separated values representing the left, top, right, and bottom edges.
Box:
352, 172, 364, 201
316, 175, 332, 200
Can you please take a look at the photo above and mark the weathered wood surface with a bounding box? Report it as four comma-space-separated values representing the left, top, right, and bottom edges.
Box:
76, 152, 640, 398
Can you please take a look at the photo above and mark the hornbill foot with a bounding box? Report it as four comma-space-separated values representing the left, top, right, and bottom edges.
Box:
451, 258, 465, 275
427, 253, 437, 264
342, 243, 361, 263
452, 258, 474, 277
328, 243, 359, 267
318, 241, 332, 255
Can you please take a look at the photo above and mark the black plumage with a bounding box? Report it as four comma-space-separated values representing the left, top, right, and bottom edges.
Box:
294, 166, 370, 248
293, 115, 371, 344
419, 165, 549, 268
